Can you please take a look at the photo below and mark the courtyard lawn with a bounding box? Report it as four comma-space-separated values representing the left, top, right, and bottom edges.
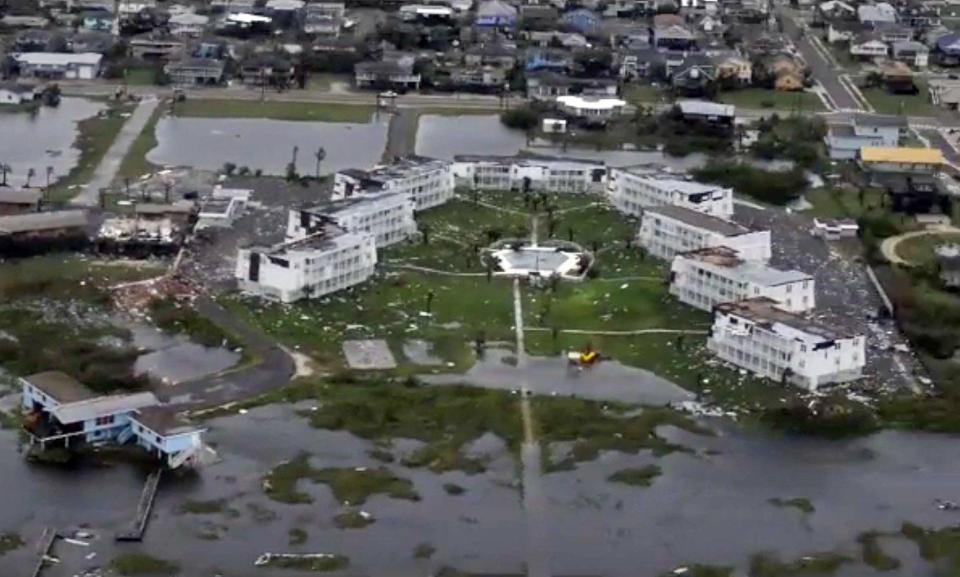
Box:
717, 89, 825, 112
523, 279, 710, 333
463, 189, 599, 214
803, 187, 886, 220
895, 232, 960, 267
419, 198, 530, 247
47, 100, 137, 203
221, 272, 516, 373
548, 203, 639, 247
170, 99, 375, 123
862, 79, 940, 116
594, 245, 669, 278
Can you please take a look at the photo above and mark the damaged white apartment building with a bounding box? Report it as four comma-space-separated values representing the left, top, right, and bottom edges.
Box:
638, 205, 771, 261
236, 222, 376, 303
451, 155, 608, 194
607, 166, 734, 219
287, 191, 417, 248
333, 156, 454, 211
707, 298, 866, 391
670, 246, 815, 313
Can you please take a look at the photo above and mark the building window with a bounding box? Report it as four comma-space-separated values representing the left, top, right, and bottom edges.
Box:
95, 414, 115, 426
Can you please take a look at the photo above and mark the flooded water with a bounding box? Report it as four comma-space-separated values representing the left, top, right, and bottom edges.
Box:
0, 98, 104, 188
128, 322, 240, 384
415, 114, 796, 172
147, 116, 389, 176
423, 348, 694, 406
1, 397, 958, 577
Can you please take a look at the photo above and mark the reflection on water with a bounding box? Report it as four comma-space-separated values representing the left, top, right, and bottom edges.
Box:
423, 348, 694, 406
0, 98, 104, 188
147, 116, 389, 176
127, 321, 240, 384
415, 114, 796, 172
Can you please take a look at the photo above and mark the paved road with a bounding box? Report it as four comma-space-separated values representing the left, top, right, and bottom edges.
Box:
160, 295, 295, 410
73, 96, 160, 206
778, 8, 862, 110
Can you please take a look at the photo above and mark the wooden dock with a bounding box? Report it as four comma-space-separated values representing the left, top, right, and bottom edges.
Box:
28, 527, 58, 577
115, 469, 162, 542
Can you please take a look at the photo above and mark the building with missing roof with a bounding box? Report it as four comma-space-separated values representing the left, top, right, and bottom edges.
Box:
638, 205, 771, 261
287, 191, 416, 248
607, 166, 734, 219
451, 155, 608, 194
670, 246, 815, 313
332, 156, 454, 212
707, 298, 866, 390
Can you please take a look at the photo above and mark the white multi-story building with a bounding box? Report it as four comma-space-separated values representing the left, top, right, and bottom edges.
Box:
236, 224, 377, 303
608, 166, 734, 219
452, 155, 608, 194
707, 298, 866, 391
333, 156, 454, 212
287, 192, 416, 248
670, 246, 815, 313
638, 205, 771, 262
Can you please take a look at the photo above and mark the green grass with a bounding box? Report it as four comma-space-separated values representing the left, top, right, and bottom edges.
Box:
115, 103, 163, 183
894, 232, 960, 267
862, 79, 939, 116
221, 271, 515, 373
717, 88, 825, 112
333, 509, 375, 529
768, 497, 815, 514
46, 100, 137, 203
803, 187, 886, 220
263, 452, 418, 505
179, 499, 227, 515
124, 67, 158, 86
170, 99, 374, 122
255, 553, 349, 572
901, 522, 960, 570
0, 256, 164, 300
109, 553, 180, 576
623, 83, 669, 105
608, 465, 662, 487
748, 552, 851, 577
533, 396, 711, 471
149, 298, 241, 349
0, 533, 24, 556
549, 203, 638, 248
856, 531, 901, 572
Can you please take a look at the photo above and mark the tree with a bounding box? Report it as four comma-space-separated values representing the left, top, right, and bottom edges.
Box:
421, 223, 431, 245
0, 164, 9, 187
291, 145, 299, 167
223, 162, 237, 176
285, 162, 299, 182
45, 166, 53, 189
314, 147, 326, 179
425, 290, 435, 313
25, 168, 35, 188
567, 227, 574, 241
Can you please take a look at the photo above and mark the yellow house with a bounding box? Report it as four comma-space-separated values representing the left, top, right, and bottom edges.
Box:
859, 146, 944, 173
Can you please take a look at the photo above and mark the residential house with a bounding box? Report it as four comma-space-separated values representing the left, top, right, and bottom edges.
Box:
399, 4, 455, 22
556, 94, 627, 122
811, 218, 859, 239
892, 40, 930, 67
525, 48, 573, 72
475, 0, 518, 28
129, 36, 185, 59
936, 32, 960, 66
287, 192, 417, 248
765, 54, 805, 91
874, 22, 912, 44
671, 54, 716, 95
899, 2, 940, 28
79, 9, 113, 32
826, 20, 861, 43
236, 225, 377, 303
0, 189, 42, 215
608, 166, 735, 219
527, 31, 589, 49
0, 82, 39, 105
825, 113, 907, 160
715, 53, 752, 85
452, 155, 607, 193
929, 77, 960, 109
239, 53, 294, 86
875, 173, 946, 213
850, 32, 889, 59
67, 32, 117, 54
561, 8, 601, 34
168, 12, 210, 37
526, 70, 617, 99
636, 205, 770, 261
163, 58, 225, 86
815, 0, 856, 23
20, 372, 206, 468
858, 2, 897, 27
0, 210, 91, 255
670, 246, 815, 313
707, 298, 866, 390
13, 52, 103, 80
858, 146, 944, 174
465, 42, 517, 68
332, 157, 455, 212
676, 98, 735, 127
879, 60, 916, 93
653, 22, 697, 50
354, 60, 421, 91
303, 2, 345, 35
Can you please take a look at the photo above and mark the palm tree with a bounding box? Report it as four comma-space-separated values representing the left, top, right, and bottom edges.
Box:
0, 164, 10, 187
45, 166, 54, 189
314, 147, 326, 179
25, 168, 35, 188
291, 145, 299, 167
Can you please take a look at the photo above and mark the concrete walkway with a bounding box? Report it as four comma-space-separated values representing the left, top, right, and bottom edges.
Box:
524, 327, 709, 336
381, 263, 485, 277
879, 225, 960, 266
73, 96, 160, 206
